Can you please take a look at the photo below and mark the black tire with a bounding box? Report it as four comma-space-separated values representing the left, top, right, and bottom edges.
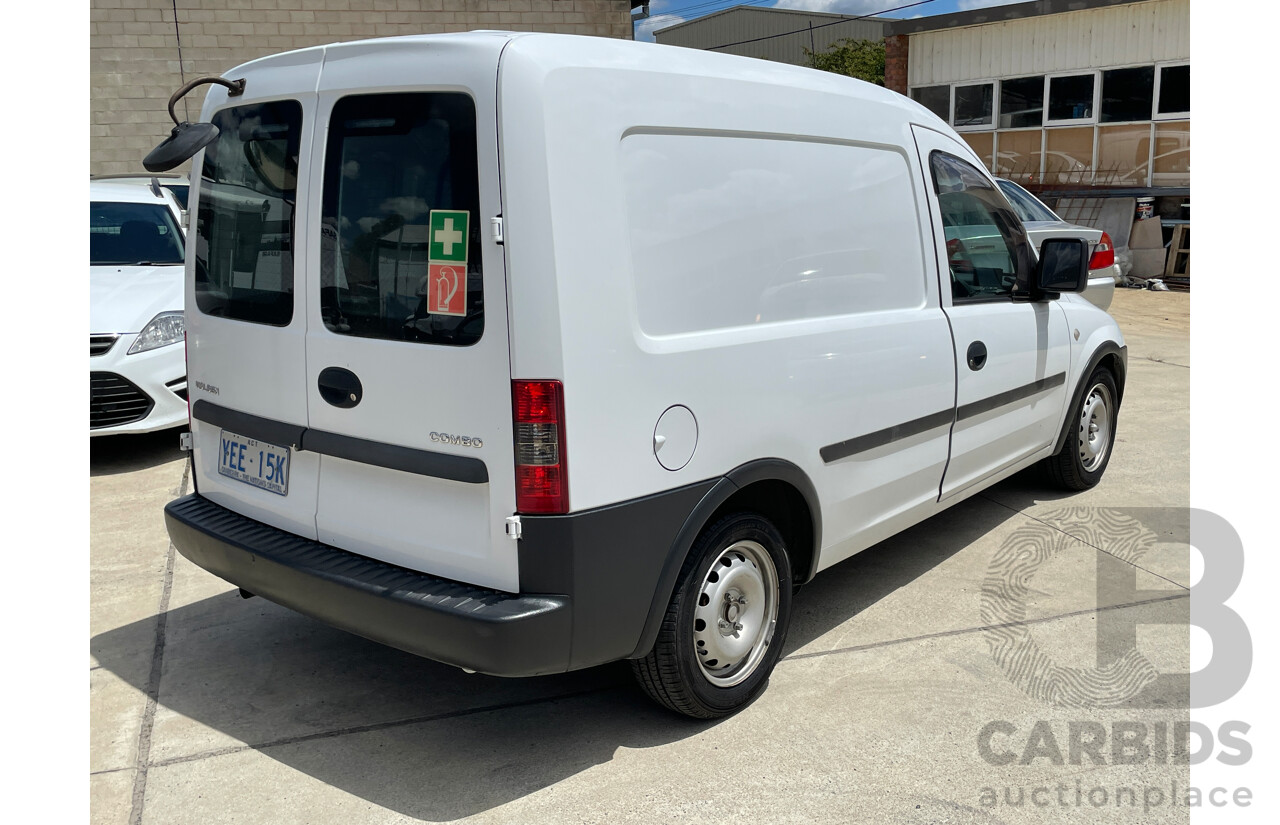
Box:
1044, 366, 1119, 491
630, 513, 793, 719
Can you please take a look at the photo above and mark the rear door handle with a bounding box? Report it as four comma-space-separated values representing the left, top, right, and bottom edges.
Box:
318, 367, 363, 408
966, 341, 987, 371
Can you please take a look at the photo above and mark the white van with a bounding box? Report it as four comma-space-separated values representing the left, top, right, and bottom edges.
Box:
158, 32, 1126, 719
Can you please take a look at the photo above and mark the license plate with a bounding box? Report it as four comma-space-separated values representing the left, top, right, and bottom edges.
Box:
217, 430, 290, 496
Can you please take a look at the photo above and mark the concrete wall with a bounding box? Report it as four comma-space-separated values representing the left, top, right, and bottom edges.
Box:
90, 0, 635, 175
654, 7, 886, 67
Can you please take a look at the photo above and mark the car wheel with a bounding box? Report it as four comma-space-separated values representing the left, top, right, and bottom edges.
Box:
631, 513, 792, 719
1045, 367, 1119, 491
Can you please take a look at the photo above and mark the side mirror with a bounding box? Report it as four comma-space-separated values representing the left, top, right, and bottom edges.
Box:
1035, 237, 1089, 297
143, 76, 245, 172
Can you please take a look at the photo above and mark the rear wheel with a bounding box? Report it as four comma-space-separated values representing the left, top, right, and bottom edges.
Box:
1045, 367, 1118, 490
631, 513, 792, 719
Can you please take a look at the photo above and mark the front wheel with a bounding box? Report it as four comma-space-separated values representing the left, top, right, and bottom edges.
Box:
631, 513, 793, 719
1044, 367, 1119, 490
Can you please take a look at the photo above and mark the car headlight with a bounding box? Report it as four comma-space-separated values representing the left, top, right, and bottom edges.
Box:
127, 312, 185, 355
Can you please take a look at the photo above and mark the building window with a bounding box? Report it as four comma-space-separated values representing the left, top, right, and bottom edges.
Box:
910, 85, 950, 121
953, 83, 994, 128
1047, 74, 1095, 123
1044, 127, 1094, 184
961, 132, 994, 171
995, 129, 1042, 183
1101, 66, 1155, 123
1153, 122, 1190, 185
1097, 123, 1152, 186
1157, 64, 1190, 117
999, 76, 1044, 129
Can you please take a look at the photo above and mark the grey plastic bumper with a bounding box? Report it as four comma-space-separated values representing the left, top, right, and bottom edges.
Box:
164, 494, 572, 677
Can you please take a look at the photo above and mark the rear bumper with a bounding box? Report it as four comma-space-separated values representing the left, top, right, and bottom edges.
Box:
164, 494, 572, 676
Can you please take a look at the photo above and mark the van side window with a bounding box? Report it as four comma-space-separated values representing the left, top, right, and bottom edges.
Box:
195, 100, 302, 326
320, 93, 483, 346
928, 152, 1035, 302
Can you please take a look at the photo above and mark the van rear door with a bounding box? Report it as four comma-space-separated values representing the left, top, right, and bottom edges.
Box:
305, 40, 519, 592
187, 59, 321, 539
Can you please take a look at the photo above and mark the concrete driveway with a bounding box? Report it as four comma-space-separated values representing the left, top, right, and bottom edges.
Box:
91, 289, 1191, 824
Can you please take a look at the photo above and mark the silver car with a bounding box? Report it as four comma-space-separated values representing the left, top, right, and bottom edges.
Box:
997, 178, 1119, 310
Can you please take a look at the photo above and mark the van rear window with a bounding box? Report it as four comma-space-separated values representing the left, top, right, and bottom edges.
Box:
195, 100, 302, 326
320, 93, 484, 346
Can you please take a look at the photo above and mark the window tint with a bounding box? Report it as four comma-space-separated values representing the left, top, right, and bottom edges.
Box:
1158, 65, 1190, 115
999, 76, 1044, 128
911, 85, 950, 121
320, 92, 483, 346
953, 83, 993, 127
1101, 66, 1155, 123
195, 100, 302, 326
90, 202, 185, 266
1048, 74, 1094, 121
930, 153, 1034, 302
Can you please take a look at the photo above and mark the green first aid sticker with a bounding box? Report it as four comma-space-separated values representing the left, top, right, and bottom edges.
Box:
428, 210, 470, 263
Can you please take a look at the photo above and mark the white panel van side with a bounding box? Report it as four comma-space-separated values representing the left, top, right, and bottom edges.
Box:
162, 32, 1128, 719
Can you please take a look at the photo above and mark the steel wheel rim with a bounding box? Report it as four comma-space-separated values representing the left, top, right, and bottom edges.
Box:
692, 539, 779, 687
1078, 382, 1113, 473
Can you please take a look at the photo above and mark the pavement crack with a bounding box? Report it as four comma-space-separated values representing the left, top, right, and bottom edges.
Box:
127, 459, 187, 825
146, 686, 620, 770
978, 494, 1190, 592
782, 592, 1188, 662
1144, 355, 1190, 369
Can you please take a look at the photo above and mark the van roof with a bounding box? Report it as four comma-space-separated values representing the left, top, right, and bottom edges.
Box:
223, 31, 946, 131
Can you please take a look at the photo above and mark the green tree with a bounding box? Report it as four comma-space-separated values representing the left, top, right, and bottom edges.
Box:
806, 38, 886, 86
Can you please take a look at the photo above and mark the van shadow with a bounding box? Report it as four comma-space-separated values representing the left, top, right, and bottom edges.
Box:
91, 485, 1034, 820
90, 428, 187, 476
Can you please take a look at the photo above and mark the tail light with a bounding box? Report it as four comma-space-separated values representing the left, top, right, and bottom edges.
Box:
513, 380, 568, 514
1089, 232, 1115, 270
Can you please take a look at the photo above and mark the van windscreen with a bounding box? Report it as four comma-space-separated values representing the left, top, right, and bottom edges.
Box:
195, 100, 302, 326
320, 92, 484, 347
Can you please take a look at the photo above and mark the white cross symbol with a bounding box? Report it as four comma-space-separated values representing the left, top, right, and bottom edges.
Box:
434, 217, 463, 256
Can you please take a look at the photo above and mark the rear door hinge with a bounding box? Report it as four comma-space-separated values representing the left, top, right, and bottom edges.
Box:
179, 431, 193, 452
490, 215, 504, 244
505, 514, 522, 540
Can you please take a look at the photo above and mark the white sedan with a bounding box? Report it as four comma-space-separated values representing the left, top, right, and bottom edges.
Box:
90, 179, 188, 435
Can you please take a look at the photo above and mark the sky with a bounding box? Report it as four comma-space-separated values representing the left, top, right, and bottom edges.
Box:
633, 0, 1026, 42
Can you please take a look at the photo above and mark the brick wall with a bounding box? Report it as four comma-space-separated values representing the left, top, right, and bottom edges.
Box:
91, 0, 635, 175
883, 33, 908, 96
